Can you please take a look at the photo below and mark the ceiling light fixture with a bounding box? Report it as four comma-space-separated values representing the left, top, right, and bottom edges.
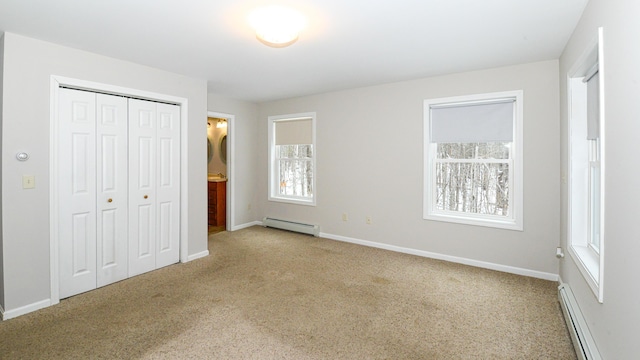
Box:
248, 6, 306, 48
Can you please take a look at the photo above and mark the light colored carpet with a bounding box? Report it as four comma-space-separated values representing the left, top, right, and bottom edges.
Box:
0, 226, 576, 359
208, 225, 225, 235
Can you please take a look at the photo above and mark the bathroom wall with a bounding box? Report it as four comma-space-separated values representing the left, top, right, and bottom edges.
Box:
207, 117, 227, 176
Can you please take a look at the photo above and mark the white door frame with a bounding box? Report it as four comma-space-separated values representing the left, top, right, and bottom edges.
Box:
49, 75, 190, 305
207, 111, 234, 230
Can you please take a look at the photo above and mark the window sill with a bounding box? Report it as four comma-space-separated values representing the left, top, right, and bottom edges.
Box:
268, 196, 316, 207
423, 211, 522, 231
568, 244, 602, 302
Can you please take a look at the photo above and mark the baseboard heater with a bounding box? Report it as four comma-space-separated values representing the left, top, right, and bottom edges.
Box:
262, 217, 319, 237
558, 284, 601, 360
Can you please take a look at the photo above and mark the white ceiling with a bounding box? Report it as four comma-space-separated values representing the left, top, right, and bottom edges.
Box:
0, 0, 588, 102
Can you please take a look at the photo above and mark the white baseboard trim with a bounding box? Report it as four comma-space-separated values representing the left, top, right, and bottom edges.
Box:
1, 298, 51, 321
230, 221, 262, 231
320, 232, 559, 281
187, 250, 210, 262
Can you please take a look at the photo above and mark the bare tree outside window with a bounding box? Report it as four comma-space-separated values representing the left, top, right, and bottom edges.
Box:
434, 142, 511, 216
277, 144, 313, 198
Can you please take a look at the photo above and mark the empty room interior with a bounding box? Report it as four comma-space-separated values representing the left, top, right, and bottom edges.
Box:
0, 0, 638, 358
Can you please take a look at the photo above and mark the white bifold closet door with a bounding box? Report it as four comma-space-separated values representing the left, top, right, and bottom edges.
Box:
128, 99, 181, 277
58, 88, 180, 299
59, 89, 129, 298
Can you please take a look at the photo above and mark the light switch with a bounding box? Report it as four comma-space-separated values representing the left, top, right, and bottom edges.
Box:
22, 175, 35, 189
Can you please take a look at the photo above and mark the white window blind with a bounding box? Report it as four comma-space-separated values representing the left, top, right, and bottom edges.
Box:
275, 118, 312, 145
430, 100, 514, 143
585, 69, 600, 140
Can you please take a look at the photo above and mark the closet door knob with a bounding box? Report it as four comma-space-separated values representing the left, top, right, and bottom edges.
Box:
108, 198, 113, 203
144, 195, 148, 199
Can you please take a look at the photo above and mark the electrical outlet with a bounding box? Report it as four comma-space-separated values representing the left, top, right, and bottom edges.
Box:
342, 213, 348, 221
366, 216, 372, 225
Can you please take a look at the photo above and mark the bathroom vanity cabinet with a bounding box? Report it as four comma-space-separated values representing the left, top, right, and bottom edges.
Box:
208, 180, 226, 227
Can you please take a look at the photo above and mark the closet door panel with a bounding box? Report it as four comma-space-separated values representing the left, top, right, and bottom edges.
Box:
136, 204, 153, 253
155, 104, 180, 268
59, 88, 97, 299
96, 94, 129, 287
128, 99, 157, 276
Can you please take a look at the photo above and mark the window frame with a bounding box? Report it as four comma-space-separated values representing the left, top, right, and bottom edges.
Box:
588, 139, 601, 254
566, 27, 605, 303
423, 90, 524, 231
268, 112, 317, 206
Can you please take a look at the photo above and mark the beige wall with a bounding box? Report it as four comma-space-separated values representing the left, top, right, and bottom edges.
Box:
257, 60, 561, 277
0, 33, 208, 314
207, 93, 259, 229
0, 33, 4, 311
559, 0, 640, 357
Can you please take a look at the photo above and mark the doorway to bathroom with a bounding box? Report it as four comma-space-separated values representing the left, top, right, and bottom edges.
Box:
207, 111, 233, 235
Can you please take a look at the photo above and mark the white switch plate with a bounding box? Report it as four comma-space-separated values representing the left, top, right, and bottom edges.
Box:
22, 175, 35, 189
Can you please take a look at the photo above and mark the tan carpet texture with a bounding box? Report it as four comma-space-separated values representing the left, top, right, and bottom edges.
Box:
0, 226, 576, 359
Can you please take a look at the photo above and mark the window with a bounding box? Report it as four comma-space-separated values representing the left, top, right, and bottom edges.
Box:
423, 91, 523, 230
567, 27, 605, 302
268, 113, 316, 206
